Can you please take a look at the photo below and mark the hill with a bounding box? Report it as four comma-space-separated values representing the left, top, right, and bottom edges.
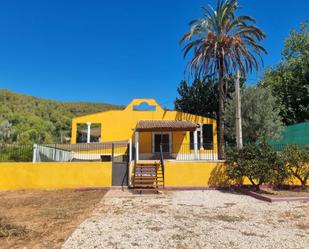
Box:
0, 89, 124, 144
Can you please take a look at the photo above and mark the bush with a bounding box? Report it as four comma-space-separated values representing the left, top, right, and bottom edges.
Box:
281, 145, 309, 189
226, 143, 287, 191
0, 144, 33, 162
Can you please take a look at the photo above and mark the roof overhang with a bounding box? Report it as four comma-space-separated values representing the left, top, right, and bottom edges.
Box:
136, 120, 198, 132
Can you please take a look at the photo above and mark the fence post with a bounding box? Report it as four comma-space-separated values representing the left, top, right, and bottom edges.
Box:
129, 138, 132, 163
53, 144, 56, 161
111, 143, 114, 162
128, 139, 132, 187
32, 144, 37, 163
194, 130, 198, 160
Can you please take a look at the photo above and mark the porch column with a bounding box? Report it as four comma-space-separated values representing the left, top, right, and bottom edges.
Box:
135, 131, 139, 161
86, 122, 91, 143
71, 120, 77, 144
193, 129, 198, 160
200, 124, 204, 150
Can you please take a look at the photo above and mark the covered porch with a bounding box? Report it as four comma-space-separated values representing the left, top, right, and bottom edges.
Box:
134, 120, 218, 161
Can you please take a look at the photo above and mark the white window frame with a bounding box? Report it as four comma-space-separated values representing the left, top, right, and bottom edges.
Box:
152, 132, 172, 153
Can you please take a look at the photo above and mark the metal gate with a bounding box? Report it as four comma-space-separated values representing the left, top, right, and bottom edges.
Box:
112, 161, 128, 186
111, 142, 130, 186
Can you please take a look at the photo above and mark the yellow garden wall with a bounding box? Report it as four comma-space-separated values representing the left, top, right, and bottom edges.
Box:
164, 161, 307, 187
0, 162, 112, 190
164, 161, 229, 187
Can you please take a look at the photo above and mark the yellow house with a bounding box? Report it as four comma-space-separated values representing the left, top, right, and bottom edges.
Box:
71, 98, 218, 161
0, 99, 225, 191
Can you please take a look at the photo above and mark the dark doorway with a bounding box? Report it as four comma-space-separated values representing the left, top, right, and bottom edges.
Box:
154, 133, 170, 153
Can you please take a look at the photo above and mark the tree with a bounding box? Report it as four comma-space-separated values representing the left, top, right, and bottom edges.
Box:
175, 78, 218, 119
180, 0, 267, 158
225, 86, 283, 144
226, 143, 287, 191
0, 89, 123, 144
260, 22, 309, 125
282, 145, 309, 189
0, 120, 12, 143
174, 76, 244, 123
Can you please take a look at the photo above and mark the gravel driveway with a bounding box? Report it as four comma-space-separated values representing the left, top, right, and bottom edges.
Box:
62, 190, 309, 249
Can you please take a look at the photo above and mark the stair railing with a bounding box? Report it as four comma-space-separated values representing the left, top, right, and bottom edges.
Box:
159, 143, 165, 189
133, 155, 137, 188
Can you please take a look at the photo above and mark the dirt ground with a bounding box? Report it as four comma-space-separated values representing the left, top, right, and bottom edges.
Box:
0, 189, 107, 249
63, 190, 309, 249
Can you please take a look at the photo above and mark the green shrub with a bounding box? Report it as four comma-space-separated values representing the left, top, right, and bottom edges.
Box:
0, 144, 33, 162
281, 145, 309, 189
226, 143, 287, 191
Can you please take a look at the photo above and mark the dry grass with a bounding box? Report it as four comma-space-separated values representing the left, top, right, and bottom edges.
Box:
296, 223, 309, 230
0, 189, 107, 249
213, 214, 245, 223
0, 217, 29, 238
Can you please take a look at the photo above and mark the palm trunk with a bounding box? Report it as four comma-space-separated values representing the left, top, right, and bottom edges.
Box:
218, 72, 225, 160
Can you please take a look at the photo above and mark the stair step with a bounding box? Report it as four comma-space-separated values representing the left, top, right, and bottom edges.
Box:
134, 185, 159, 188
132, 189, 160, 193
136, 163, 159, 165
134, 180, 164, 184
136, 164, 159, 166
136, 167, 158, 169
134, 177, 162, 180
135, 171, 157, 173
134, 174, 163, 176
135, 167, 157, 169
133, 160, 165, 194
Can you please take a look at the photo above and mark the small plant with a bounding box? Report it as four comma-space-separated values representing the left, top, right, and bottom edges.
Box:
281, 145, 309, 190
0, 217, 28, 238
226, 143, 287, 191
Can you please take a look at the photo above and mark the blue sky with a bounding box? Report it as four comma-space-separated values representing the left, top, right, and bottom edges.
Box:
0, 0, 309, 108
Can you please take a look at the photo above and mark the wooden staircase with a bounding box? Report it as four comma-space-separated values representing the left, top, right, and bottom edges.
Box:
132, 161, 164, 193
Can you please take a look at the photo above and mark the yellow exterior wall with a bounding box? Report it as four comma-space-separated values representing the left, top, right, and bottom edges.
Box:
71, 99, 218, 156
139, 132, 152, 153
0, 162, 112, 190
164, 161, 307, 187
164, 161, 229, 187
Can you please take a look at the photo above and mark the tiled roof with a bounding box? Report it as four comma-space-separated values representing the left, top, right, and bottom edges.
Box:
42, 141, 129, 152
136, 120, 198, 131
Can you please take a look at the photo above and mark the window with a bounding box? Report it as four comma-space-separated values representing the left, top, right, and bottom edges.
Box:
153, 133, 170, 153
189, 131, 201, 150
190, 131, 194, 150
133, 102, 156, 111
202, 125, 213, 149
189, 124, 213, 150
76, 123, 101, 143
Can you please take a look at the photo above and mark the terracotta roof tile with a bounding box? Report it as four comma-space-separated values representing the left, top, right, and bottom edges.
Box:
136, 120, 198, 131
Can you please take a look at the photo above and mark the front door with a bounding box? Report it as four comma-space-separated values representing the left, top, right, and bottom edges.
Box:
154, 133, 170, 153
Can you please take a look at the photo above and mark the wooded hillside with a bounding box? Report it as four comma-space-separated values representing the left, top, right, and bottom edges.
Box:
0, 89, 123, 144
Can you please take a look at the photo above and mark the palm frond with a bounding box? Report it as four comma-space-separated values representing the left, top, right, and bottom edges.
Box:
180, 0, 267, 80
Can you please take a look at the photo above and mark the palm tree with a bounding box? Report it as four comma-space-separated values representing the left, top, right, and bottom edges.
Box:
180, 0, 267, 159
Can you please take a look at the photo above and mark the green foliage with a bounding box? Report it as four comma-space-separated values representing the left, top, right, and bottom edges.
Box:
260, 22, 309, 125
179, 0, 267, 79
225, 86, 283, 144
179, 0, 267, 158
226, 143, 287, 190
0, 120, 12, 143
0, 144, 33, 162
175, 77, 244, 124
281, 145, 309, 189
175, 79, 218, 119
0, 89, 123, 144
